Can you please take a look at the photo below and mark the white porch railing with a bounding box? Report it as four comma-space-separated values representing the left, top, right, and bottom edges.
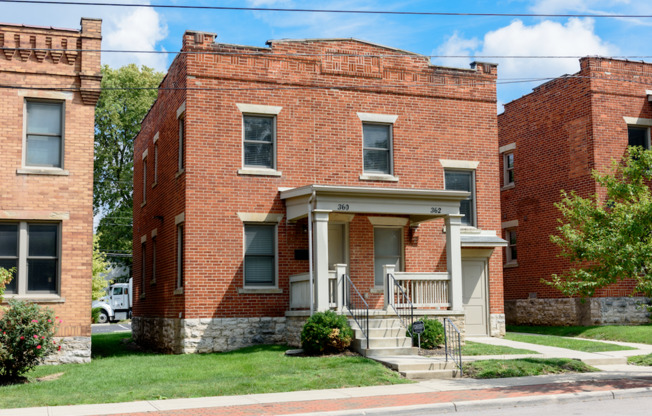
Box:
393, 272, 450, 309
289, 271, 337, 310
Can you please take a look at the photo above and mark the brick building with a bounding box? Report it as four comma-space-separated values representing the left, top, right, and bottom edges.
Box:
132, 31, 506, 354
0, 19, 102, 363
499, 57, 652, 326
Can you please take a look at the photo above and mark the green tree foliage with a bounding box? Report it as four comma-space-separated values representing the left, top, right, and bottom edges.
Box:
549, 146, 652, 298
94, 64, 164, 270
0, 267, 15, 305
92, 234, 110, 301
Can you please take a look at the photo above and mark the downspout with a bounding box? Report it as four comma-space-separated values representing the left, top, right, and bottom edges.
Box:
308, 189, 316, 316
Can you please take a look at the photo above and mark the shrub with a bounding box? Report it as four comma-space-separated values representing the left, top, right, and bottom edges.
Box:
301, 311, 353, 355
409, 317, 445, 349
0, 300, 59, 384
0, 267, 15, 305
91, 307, 102, 323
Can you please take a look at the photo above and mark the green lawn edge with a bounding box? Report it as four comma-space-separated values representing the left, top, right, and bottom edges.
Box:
504, 333, 635, 352
463, 358, 598, 379
507, 324, 652, 345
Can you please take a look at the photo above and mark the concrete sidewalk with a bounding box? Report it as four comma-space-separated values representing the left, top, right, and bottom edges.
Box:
2, 338, 652, 416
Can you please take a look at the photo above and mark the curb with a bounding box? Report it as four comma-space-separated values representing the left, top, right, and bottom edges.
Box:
284, 387, 652, 416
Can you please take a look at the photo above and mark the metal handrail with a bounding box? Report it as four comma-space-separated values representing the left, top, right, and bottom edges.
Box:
342, 274, 369, 348
386, 272, 415, 338
444, 318, 463, 376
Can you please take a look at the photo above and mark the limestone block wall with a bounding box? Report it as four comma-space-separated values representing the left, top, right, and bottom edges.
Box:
43, 336, 91, 365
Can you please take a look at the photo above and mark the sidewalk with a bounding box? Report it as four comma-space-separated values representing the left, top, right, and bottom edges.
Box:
2, 338, 652, 416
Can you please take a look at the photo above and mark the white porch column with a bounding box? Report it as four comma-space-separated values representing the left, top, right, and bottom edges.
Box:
446, 214, 464, 312
313, 211, 330, 312
335, 263, 347, 312
383, 264, 396, 310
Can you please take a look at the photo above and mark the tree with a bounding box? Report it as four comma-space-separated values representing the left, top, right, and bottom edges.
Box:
549, 146, 652, 298
94, 64, 164, 270
92, 234, 110, 300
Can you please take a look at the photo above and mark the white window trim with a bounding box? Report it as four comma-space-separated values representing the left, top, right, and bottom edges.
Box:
504, 228, 518, 267
239, 213, 283, 291
21, 99, 66, 173
503, 152, 515, 189
444, 168, 478, 228
361, 122, 395, 177
1, 221, 62, 300
237, 103, 283, 176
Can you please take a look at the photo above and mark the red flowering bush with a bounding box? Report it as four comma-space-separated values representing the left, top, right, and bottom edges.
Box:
0, 300, 59, 384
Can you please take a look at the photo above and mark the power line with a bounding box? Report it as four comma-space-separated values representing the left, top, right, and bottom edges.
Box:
2, 0, 652, 19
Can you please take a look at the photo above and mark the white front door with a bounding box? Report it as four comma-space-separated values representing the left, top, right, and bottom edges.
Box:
462, 259, 489, 336
373, 227, 402, 287
328, 223, 346, 270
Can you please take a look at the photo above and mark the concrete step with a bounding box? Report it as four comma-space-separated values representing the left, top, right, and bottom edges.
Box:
400, 369, 460, 380
359, 346, 419, 357
349, 318, 403, 329
354, 327, 406, 339
355, 336, 413, 349
392, 361, 458, 372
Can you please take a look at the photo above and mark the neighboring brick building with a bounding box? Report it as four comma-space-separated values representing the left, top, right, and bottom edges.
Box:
0, 19, 102, 363
132, 31, 506, 354
499, 57, 652, 326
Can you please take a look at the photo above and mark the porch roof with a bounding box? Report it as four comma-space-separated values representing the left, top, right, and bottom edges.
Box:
279, 184, 469, 223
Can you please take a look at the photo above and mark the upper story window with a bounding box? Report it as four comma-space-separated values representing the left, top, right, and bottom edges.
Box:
178, 117, 185, 172
363, 123, 392, 175
0, 222, 60, 295
445, 170, 476, 227
244, 115, 275, 169
141, 150, 148, 206
26, 101, 64, 168
504, 153, 514, 186
628, 126, 649, 149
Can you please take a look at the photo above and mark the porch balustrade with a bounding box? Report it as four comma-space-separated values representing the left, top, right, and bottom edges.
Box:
392, 272, 450, 309
288, 271, 337, 310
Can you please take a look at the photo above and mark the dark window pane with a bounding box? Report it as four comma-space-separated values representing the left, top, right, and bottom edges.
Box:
244, 142, 273, 167
511, 246, 517, 260
244, 256, 275, 285
28, 224, 58, 257
244, 116, 273, 142
363, 149, 389, 173
445, 171, 472, 191
0, 224, 18, 257
459, 200, 473, 226
245, 225, 274, 255
363, 124, 389, 149
26, 135, 61, 167
628, 127, 648, 149
245, 225, 275, 286
0, 259, 17, 293
27, 259, 57, 293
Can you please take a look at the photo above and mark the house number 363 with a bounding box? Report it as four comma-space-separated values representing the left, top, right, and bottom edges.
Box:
337, 203, 350, 211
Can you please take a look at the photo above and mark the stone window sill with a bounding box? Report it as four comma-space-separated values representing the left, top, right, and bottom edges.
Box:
139, 293, 146, 300
504, 261, 519, 268
151, 182, 158, 189
501, 183, 515, 191
370, 287, 384, 294
2, 294, 65, 304
238, 288, 283, 294
17, 168, 69, 176
174, 287, 184, 295
359, 173, 399, 182
238, 168, 282, 177
175, 169, 185, 179
141, 201, 146, 208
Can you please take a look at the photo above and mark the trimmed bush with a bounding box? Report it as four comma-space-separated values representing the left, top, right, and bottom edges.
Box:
409, 317, 445, 349
0, 300, 59, 384
91, 307, 102, 324
301, 311, 353, 355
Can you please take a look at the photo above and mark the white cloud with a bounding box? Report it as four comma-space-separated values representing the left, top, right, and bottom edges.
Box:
434, 32, 481, 69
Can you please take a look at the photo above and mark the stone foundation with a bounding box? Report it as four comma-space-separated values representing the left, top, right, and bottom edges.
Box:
43, 336, 91, 365
490, 313, 506, 337
505, 297, 651, 326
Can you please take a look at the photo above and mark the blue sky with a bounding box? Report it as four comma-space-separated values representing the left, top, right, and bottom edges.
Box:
3, 0, 652, 109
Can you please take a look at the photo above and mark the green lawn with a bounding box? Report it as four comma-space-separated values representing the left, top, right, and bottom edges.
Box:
505, 333, 635, 352
0, 333, 410, 409
463, 358, 597, 379
462, 341, 537, 356
507, 324, 652, 345
628, 354, 652, 366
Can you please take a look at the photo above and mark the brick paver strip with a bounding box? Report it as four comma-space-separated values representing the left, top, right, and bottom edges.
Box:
105, 377, 652, 416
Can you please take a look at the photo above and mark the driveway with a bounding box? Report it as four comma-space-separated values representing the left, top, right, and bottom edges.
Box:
91, 321, 131, 334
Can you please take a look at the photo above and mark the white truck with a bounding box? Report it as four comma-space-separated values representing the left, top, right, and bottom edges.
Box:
92, 278, 132, 324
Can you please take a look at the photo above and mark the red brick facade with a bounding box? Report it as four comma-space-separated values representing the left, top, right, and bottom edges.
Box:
499, 57, 652, 325
0, 19, 102, 360
133, 31, 505, 351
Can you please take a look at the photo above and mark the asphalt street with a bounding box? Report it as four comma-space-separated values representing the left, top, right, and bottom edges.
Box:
91, 322, 132, 334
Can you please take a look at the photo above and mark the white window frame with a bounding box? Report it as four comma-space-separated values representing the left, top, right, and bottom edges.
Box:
243, 223, 278, 288
175, 212, 185, 294
236, 103, 283, 177
0, 221, 61, 299
358, 112, 399, 182
23, 99, 65, 170
503, 152, 514, 187
505, 228, 517, 265
443, 168, 477, 228
237, 212, 283, 293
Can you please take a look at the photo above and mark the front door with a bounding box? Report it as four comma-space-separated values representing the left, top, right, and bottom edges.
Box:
462, 259, 489, 336
373, 227, 402, 287
328, 223, 346, 270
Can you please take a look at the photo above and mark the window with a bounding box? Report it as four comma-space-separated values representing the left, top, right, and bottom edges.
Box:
504, 153, 514, 186
0, 222, 59, 295
176, 224, 184, 289
363, 123, 392, 174
26, 101, 63, 168
505, 229, 517, 264
243, 115, 275, 169
142, 156, 147, 205
244, 224, 276, 287
178, 117, 185, 172
151, 236, 156, 284
628, 126, 649, 149
373, 227, 402, 287
445, 170, 476, 227
141, 242, 146, 296
153, 143, 158, 185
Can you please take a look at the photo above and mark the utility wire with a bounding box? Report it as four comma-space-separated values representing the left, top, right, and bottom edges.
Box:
1, 0, 652, 19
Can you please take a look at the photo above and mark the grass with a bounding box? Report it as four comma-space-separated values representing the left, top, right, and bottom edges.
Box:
628, 354, 652, 366
461, 341, 537, 356
507, 324, 652, 345
463, 358, 597, 379
504, 333, 635, 352
0, 333, 410, 409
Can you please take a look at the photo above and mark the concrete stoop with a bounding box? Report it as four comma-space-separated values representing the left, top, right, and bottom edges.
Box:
370, 356, 462, 379
349, 318, 418, 357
